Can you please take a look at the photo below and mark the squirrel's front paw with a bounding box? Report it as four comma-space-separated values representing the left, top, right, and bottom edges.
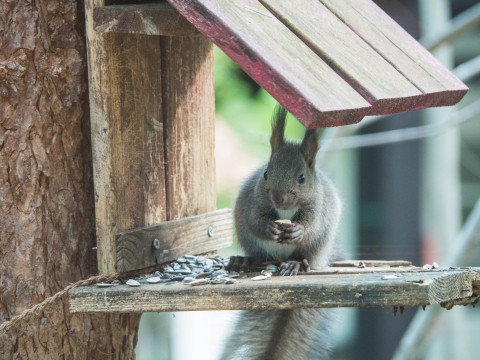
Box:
266, 220, 283, 240
277, 222, 304, 243
279, 259, 310, 276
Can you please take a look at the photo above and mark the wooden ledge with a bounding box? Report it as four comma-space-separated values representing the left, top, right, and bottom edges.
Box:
93, 3, 200, 36
69, 266, 480, 313
115, 209, 233, 272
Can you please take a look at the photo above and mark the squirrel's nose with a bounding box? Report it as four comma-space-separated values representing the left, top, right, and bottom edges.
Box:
271, 190, 287, 208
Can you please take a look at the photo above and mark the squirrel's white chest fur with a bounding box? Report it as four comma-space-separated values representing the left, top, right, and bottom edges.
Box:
255, 239, 297, 260
276, 207, 299, 220
255, 207, 299, 261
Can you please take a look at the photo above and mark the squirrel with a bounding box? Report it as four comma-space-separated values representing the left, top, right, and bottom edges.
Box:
221, 105, 342, 360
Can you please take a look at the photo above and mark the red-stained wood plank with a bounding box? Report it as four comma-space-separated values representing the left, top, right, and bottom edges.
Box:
167, 0, 372, 128
321, 0, 468, 109
261, 0, 425, 115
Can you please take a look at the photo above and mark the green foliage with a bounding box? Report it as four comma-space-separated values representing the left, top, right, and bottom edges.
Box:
214, 46, 306, 156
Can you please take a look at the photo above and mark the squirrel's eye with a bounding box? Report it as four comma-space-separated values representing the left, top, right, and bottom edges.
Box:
264, 171, 268, 180
298, 174, 305, 184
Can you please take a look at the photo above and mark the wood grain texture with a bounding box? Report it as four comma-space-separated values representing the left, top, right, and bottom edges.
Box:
261, 0, 424, 115
167, 0, 372, 128
0, 1, 139, 358
83, 2, 143, 357
320, 0, 468, 109
161, 36, 216, 219
89, 28, 216, 271
0, 0, 94, 349
115, 209, 232, 271
94, 4, 200, 36
473, 279, 479, 296
69, 267, 480, 313
86, 3, 118, 275
331, 260, 413, 267
109, 34, 167, 232
88, 31, 166, 273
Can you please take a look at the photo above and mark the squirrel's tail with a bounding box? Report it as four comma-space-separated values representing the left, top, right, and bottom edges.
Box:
220, 308, 333, 360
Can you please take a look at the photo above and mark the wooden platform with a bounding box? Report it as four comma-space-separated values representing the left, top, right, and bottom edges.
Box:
69, 266, 479, 313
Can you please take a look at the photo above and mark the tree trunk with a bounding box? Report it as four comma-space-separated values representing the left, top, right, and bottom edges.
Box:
0, 1, 139, 358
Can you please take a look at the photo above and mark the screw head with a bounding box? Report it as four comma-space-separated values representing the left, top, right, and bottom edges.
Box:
207, 226, 214, 237
153, 238, 161, 249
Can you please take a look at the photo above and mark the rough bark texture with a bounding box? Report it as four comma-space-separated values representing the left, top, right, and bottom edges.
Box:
0, 1, 139, 358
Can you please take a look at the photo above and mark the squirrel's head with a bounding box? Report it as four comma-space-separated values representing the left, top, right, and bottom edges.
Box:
262, 105, 319, 210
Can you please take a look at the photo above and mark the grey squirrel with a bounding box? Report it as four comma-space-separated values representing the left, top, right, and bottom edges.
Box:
221, 105, 342, 360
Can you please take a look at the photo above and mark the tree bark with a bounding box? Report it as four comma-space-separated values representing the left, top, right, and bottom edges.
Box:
0, 1, 139, 358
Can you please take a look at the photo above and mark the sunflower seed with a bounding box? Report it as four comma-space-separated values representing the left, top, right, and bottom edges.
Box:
146, 277, 162, 284
251, 274, 271, 281
126, 279, 141, 287
183, 277, 196, 284
190, 278, 209, 286
96, 282, 115, 288
381, 275, 399, 280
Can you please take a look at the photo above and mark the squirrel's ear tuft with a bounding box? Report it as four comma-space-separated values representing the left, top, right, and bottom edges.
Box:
300, 129, 319, 170
270, 104, 287, 153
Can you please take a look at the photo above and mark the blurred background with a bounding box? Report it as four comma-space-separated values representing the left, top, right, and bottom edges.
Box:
137, 0, 480, 359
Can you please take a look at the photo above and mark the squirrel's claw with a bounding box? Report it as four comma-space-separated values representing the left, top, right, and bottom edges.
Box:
279, 259, 310, 276
278, 223, 304, 243
266, 221, 283, 240
279, 261, 300, 276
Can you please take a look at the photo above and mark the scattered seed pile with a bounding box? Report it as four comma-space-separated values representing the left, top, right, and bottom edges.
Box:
96, 255, 278, 288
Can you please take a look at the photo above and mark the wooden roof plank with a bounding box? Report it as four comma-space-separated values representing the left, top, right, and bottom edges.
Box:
69, 267, 480, 313
321, 0, 468, 109
167, 0, 372, 128
261, 0, 425, 115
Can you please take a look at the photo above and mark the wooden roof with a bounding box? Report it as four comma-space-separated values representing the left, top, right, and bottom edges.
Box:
167, 0, 468, 128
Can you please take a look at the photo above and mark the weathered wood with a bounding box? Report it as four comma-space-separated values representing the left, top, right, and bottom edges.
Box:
161, 36, 216, 219
320, 0, 468, 108
88, 2, 119, 275
89, 12, 216, 271
94, 4, 200, 36
0, 0, 125, 357
473, 279, 479, 296
116, 209, 232, 271
88, 31, 166, 273
261, 0, 424, 115
331, 260, 414, 268
85, 0, 146, 354
110, 34, 167, 232
167, 0, 372, 128
69, 267, 480, 313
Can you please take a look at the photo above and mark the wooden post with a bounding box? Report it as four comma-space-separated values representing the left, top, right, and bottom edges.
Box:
86, 0, 215, 357
161, 36, 216, 220
86, 29, 166, 274
87, 11, 215, 273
